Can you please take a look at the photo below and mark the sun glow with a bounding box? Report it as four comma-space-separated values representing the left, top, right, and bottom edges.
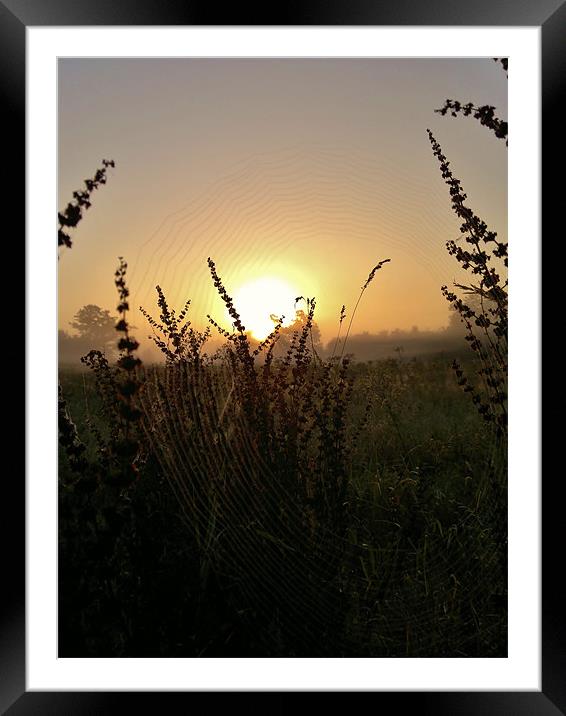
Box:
231, 277, 300, 340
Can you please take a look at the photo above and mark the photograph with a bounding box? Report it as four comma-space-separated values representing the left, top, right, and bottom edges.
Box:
57, 56, 508, 659
1, 1, 554, 705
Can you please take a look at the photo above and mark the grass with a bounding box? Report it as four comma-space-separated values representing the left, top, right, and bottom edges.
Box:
59, 345, 506, 657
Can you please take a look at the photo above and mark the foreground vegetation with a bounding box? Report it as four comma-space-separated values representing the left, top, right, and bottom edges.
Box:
58, 186, 506, 660
59, 319, 506, 657
58, 62, 507, 657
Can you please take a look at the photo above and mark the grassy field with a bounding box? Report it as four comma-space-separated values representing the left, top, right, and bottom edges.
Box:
59, 347, 506, 658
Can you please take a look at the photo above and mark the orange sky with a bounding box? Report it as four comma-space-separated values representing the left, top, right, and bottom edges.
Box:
58, 58, 507, 353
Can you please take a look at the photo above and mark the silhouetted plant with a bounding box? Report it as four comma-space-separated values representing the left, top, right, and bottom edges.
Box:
58, 159, 115, 249
135, 260, 395, 654
435, 100, 508, 144
427, 73, 508, 613
435, 60, 507, 144
140, 288, 210, 363
339, 259, 391, 360
58, 161, 115, 470
493, 57, 508, 76
427, 129, 507, 436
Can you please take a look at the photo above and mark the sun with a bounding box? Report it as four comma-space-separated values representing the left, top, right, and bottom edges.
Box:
231, 277, 300, 341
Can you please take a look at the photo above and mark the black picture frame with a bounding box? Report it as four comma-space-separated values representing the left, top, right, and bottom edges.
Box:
8, 0, 556, 711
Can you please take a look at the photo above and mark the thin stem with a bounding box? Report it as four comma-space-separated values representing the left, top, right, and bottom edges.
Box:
340, 260, 390, 362
340, 289, 365, 362
330, 305, 346, 361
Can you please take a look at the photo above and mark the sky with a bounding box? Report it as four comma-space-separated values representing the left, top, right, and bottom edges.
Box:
58, 58, 507, 353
